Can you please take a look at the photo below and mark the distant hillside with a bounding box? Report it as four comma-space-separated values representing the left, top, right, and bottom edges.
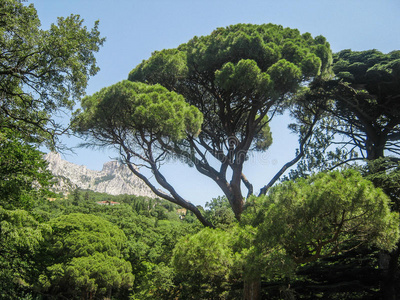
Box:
45, 152, 157, 198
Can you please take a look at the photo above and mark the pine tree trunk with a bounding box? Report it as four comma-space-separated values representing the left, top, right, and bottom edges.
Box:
381, 246, 400, 300
243, 277, 261, 300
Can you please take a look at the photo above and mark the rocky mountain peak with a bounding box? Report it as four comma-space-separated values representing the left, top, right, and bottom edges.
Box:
44, 152, 157, 198
102, 161, 120, 174
45, 151, 62, 165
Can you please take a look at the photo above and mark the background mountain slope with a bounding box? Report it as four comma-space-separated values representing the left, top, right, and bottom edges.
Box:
45, 152, 157, 197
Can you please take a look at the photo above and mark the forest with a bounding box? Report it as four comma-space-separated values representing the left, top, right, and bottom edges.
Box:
1, 0, 400, 299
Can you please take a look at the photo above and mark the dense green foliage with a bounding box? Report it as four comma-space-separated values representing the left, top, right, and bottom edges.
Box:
3, 169, 396, 299
0, 185, 201, 299
245, 170, 398, 265
170, 170, 399, 299
289, 49, 400, 299
1, 145, 399, 299
172, 228, 241, 299
74, 80, 203, 142
30, 191, 203, 299
0, 0, 104, 145
0, 129, 52, 210
0, 207, 51, 299
37, 213, 134, 299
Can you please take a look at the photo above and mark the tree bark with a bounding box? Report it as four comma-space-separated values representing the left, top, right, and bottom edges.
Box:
366, 138, 399, 300
243, 277, 261, 300
380, 245, 400, 300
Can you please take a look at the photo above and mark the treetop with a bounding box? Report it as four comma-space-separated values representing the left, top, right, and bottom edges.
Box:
74, 80, 203, 143
129, 23, 332, 92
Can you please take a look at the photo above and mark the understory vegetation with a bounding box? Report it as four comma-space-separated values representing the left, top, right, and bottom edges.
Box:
1, 182, 398, 299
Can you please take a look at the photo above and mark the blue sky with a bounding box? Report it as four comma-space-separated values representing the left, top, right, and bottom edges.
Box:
32, 0, 400, 206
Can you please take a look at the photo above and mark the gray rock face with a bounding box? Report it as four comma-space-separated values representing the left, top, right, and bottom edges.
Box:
44, 152, 157, 197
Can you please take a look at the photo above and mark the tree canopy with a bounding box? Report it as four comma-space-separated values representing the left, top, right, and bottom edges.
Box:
245, 170, 399, 264
285, 49, 400, 299
172, 170, 399, 299
0, 0, 104, 146
72, 80, 209, 225
333, 49, 400, 160
300, 49, 400, 166
0, 207, 51, 299
37, 213, 134, 299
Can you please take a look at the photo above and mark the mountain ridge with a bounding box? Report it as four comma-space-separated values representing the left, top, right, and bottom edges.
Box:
44, 152, 157, 198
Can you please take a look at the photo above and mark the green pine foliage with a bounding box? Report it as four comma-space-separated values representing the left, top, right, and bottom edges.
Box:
170, 170, 400, 299
36, 213, 134, 299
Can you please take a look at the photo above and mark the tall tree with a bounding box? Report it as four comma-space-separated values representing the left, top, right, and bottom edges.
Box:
295, 49, 400, 299
297, 49, 400, 170
0, 0, 104, 146
73, 80, 210, 226
74, 23, 332, 221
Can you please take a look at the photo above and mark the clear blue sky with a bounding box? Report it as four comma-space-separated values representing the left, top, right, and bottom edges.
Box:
32, 0, 400, 206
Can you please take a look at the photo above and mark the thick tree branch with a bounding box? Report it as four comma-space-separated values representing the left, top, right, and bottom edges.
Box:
120, 146, 213, 228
